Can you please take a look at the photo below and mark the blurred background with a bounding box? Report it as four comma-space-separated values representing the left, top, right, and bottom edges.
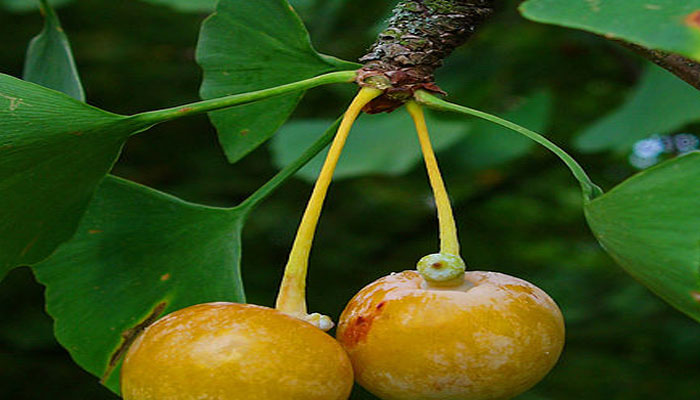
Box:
1, 0, 699, 399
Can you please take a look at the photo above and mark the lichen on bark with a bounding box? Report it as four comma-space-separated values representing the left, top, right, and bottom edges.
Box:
358, 0, 495, 113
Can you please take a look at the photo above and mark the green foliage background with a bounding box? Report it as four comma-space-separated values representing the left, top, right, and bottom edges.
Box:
1, 0, 699, 399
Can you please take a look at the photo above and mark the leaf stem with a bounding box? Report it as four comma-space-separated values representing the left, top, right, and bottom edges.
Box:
415, 90, 603, 201
275, 87, 382, 319
128, 71, 357, 127
406, 101, 460, 256
236, 118, 342, 213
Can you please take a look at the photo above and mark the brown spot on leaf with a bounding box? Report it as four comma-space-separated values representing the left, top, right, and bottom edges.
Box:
685, 11, 700, 29
19, 235, 40, 257
178, 107, 192, 113
69, 131, 83, 136
88, 229, 103, 234
160, 273, 171, 282
101, 302, 167, 384
240, 129, 250, 136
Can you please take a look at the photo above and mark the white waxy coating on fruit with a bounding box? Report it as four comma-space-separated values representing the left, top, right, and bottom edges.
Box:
337, 270, 565, 400
121, 302, 353, 400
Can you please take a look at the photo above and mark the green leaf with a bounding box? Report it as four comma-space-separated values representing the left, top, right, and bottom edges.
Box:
519, 0, 700, 61
196, 0, 358, 163
584, 152, 700, 322
0, 0, 72, 13
271, 111, 468, 182
575, 65, 700, 153
447, 91, 552, 169
33, 176, 246, 393
0, 74, 144, 276
23, 0, 85, 101
137, 0, 216, 12
31, 119, 340, 393
0, 67, 351, 277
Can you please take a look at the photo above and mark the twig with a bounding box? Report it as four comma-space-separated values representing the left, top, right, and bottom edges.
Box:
617, 40, 700, 90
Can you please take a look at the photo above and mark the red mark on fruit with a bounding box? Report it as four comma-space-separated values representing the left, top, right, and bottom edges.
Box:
685, 11, 700, 29
160, 273, 171, 282
88, 229, 103, 234
342, 316, 372, 346
342, 303, 386, 346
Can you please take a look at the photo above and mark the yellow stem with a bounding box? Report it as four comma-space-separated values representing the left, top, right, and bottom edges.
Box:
275, 87, 383, 317
406, 101, 460, 256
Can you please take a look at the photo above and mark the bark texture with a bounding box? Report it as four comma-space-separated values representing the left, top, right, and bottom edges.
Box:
619, 41, 700, 91
359, 0, 495, 113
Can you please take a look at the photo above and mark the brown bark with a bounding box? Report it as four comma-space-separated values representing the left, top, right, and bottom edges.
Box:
618, 41, 700, 90
358, 0, 496, 113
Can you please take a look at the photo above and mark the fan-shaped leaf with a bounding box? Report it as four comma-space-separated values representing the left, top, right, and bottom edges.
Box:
33, 176, 246, 393
23, 0, 84, 101
520, 0, 700, 62
585, 152, 700, 322
0, 75, 146, 275
31, 119, 340, 393
196, 0, 358, 162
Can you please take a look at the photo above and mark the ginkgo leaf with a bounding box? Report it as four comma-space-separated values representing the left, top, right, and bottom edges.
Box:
23, 0, 85, 101
196, 0, 358, 162
520, 0, 700, 62
0, 74, 144, 275
585, 152, 700, 322
31, 119, 341, 393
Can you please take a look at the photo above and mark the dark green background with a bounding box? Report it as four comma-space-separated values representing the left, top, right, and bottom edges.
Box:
1, 0, 699, 399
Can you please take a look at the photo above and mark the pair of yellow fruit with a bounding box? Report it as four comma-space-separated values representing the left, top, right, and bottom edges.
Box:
120, 88, 565, 400
121, 268, 564, 400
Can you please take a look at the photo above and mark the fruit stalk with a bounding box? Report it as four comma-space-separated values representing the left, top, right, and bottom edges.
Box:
406, 101, 460, 256
358, 0, 495, 112
275, 87, 383, 327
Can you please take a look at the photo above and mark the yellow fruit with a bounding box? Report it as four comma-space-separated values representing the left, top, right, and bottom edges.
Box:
337, 270, 565, 400
121, 302, 353, 400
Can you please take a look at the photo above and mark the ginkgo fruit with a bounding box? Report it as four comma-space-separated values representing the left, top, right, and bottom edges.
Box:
120, 87, 383, 400
337, 264, 565, 400
121, 302, 353, 400
336, 101, 565, 400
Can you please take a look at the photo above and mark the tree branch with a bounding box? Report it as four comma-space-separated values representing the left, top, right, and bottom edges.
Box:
617, 41, 700, 90
358, 0, 496, 112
